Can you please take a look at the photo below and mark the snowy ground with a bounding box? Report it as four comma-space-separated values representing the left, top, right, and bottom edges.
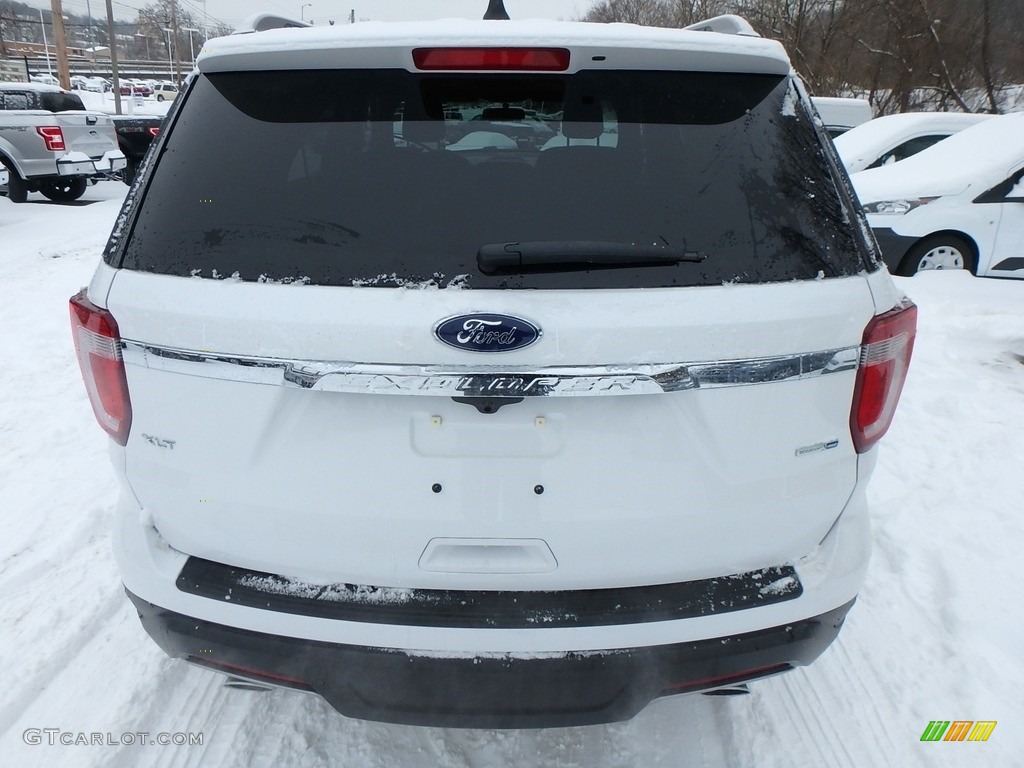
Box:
0, 184, 1021, 767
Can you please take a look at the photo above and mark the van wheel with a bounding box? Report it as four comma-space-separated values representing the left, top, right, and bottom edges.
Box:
3, 167, 29, 203
896, 235, 976, 276
39, 177, 88, 202
157, 94, 165, 102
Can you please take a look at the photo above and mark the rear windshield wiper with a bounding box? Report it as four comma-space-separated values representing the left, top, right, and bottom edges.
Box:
477, 241, 706, 275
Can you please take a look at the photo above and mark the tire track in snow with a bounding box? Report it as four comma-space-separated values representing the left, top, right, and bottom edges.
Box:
101, 666, 271, 768
781, 664, 863, 768
0, 567, 124, 738
756, 667, 860, 768
826, 639, 899, 761
83, 671, 737, 768
0, 500, 112, 594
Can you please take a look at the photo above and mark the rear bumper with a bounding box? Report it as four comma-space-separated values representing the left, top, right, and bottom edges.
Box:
110, 435, 873, 726
127, 589, 853, 728
56, 149, 127, 177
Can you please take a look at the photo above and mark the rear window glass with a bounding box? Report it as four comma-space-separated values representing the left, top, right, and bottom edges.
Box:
40, 92, 85, 111
1, 92, 30, 109
868, 134, 947, 169
110, 69, 871, 288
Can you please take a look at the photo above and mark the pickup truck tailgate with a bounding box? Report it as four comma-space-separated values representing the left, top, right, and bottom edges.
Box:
53, 110, 119, 157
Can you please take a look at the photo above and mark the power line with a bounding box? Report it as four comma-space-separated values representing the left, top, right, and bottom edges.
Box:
1, 14, 149, 27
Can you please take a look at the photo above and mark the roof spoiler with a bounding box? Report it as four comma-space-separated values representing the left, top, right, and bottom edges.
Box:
683, 14, 759, 37
234, 13, 313, 34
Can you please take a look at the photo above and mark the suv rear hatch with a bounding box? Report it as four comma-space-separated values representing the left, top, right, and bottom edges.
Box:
97, 38, 883, 591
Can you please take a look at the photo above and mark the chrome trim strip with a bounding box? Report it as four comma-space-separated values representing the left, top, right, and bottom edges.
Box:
120, 341, 859, 397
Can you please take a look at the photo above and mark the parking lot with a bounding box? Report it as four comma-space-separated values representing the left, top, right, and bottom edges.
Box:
0, 181, 1021, 766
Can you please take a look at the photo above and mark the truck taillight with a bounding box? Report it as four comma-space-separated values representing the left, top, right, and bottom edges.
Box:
69, 289, 132, 446
36, 126, 66, 151
850, 299, 917, 453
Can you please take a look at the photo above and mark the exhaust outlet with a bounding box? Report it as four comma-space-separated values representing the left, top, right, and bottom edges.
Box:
223, 676, 274, 692
702, 684, 750, 696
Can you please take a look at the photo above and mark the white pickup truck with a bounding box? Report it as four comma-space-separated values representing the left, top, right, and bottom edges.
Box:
0, 82, 125, 202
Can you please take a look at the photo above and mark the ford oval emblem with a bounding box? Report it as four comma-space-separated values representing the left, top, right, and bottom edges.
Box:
434, 313, 541, 353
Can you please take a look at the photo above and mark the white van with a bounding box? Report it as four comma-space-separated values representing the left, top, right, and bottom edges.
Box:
835, 111, 992, 173
811, 96, 872, 138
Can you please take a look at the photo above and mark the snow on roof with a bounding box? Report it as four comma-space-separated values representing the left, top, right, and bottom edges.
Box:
835, 111, 993, 172
197, 19, 791, 76
811, 96, 872, 129
0, 81, 68, 94
851, 112, 1024, 201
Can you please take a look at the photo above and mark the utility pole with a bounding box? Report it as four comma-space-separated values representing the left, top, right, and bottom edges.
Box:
51, 0, 71, 90
183, 27, 199, 65
162, 28, 174, 80
105, 0, 122, 114
39, 9, 53, 78
85, 0, 95, 48
170, 0, 182, 84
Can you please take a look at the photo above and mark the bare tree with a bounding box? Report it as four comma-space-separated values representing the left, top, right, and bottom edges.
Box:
583, 0, 1022, 114
583, 0, 679, 26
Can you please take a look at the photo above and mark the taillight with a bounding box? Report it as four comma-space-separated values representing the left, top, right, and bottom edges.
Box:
69, 289, 132, 446
850, 299, 917, 453
148, 127, 160, 137
412, 47, 570, 71
36, 126, 66, 151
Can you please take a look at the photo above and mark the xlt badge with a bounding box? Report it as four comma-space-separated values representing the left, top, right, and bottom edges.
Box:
434, 313, 541, 353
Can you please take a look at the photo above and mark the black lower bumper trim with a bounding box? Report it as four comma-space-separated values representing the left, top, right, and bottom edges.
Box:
175, 556, 802, 629
127, 590, 854, 729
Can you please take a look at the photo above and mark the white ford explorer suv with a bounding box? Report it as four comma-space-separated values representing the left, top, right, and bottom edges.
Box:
70, 8, 916, 728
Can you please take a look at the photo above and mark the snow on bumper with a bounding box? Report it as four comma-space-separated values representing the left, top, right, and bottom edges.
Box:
57, 149, 127, 176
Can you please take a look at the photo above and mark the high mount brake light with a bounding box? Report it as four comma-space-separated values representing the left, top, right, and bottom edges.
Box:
412, 47, 570, 71
36, 126, 66, 151
69, 289, 132, 446
850, 299, 917, 453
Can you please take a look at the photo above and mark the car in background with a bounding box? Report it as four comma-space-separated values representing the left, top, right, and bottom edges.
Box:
835, 111, 992, 173
120, 80, 152, 97
0, 82, 125, 202
152, 82, 179, 101
82, 76, 110, 93
811, 96, 872, 138
853, 112, 1024, 277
